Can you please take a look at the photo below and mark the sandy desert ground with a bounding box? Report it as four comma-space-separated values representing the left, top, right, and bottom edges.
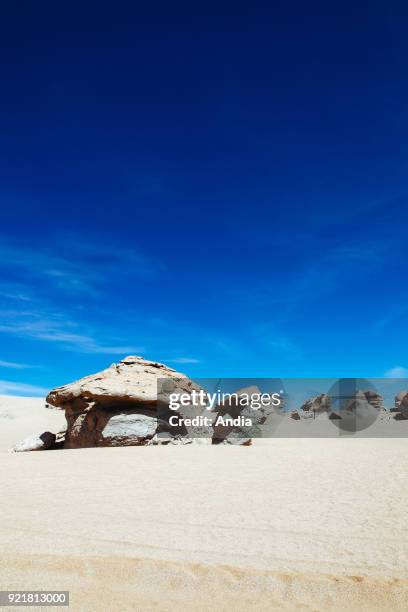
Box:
0, 396, 66, 452
0, 396, 408, 611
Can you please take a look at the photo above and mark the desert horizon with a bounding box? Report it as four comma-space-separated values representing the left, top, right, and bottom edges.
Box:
2, 394, 408, 610
1, 365, 408, 610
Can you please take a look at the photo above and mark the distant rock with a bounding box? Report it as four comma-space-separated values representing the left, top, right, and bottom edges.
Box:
13, 431, 56, 452
394, 391, 408, 419
395, 391, 408, 410
212, 386, 278, 445
290, 411, 301, 420
361, 390, 384, 411
300, 394, 330, 415
342, 390, 381, 412
395, 391, 405, 406
330, 390, 382, 432
299, 389, 383, 431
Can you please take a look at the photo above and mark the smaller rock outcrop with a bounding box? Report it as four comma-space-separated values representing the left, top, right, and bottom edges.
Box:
14, 431, 56, 452
212, 386, 279, 445
394, 391, 408, 419
363, 390, 384, 411
300, 394, 330, 415
342, 390, 382, 413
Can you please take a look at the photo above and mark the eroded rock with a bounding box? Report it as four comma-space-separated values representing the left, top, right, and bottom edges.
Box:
395, 391, 408, 419
13, 431, 56, 452
300, 394, 330, 415
212, 386, 278, 444
47, 356, 205, 448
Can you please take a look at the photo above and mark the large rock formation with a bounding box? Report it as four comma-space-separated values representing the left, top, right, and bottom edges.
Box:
47, 356, 209, 448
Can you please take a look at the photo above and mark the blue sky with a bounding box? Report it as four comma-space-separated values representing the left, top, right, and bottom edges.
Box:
1, 1, 408, 395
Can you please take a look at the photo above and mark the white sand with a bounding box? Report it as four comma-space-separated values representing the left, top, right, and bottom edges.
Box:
0, 395, 66, 451
0, 397, 407, 610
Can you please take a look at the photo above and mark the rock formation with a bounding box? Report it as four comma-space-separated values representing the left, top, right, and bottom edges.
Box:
212, 386, 281, 444
341, 390, 383, 413
300, 394, 330, 415
360, 390, 384, 411
17, 360, 408, 450
300, 390, 383, 417
14, 431, 56, 452
394, 391, 408, 419
46, 356, 210, 448
328, 389, 383, 432
298, 390, 384, 431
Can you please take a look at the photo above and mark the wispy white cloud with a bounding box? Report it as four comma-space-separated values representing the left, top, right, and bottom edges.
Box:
167, 357, 201, 364
0, 380, 48, 397
0, 360, 40, 369
0, 310, 143, 355
384, 366, 408, 378
0, 282, 33, 302
0, 234, 156, 359
0, 236, 162, 298
76, 342, 143, 355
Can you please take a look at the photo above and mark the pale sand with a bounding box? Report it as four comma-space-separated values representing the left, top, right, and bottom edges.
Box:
0, 397, 408, 610
0, 396, 66, 452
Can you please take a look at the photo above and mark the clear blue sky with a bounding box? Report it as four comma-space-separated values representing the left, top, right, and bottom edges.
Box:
1, 1, 408, 395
